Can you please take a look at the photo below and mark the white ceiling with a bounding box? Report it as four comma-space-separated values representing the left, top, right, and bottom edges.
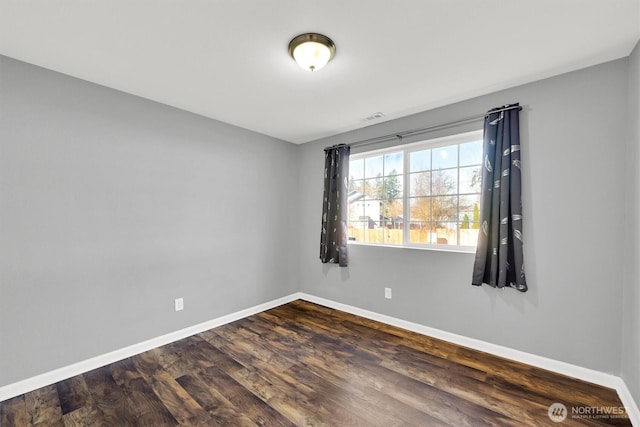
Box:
1, 1, 639, 144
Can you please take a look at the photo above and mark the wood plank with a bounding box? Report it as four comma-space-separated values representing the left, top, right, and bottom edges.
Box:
194, 365, 296, 427
62, 404, 104, 427
82, 366, 137, 427
174, 374, 256, 426
0, 396, 27, 427
56, 375, 90, 416
110, 358, 179, 426
141, 370, 213, 426
24, 384, 64, 426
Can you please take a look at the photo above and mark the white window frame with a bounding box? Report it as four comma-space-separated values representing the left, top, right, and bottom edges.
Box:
348, 129, 483, 253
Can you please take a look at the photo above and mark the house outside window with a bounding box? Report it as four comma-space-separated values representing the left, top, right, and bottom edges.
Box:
347, 130, 483, 250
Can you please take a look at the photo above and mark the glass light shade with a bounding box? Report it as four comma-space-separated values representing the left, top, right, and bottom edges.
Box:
293, 41, 332, 71
288, 33, 336, 72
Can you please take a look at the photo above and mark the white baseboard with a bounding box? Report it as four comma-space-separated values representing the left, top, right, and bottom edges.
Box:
298, 293, 640, 426
0, 293, 301, 402
1, 291, 638, 426
615, 378, 640, 427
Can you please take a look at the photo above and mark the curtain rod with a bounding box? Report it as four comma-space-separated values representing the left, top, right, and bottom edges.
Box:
325, 104, 522, 151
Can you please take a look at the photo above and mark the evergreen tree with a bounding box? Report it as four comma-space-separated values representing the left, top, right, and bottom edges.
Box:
461, 214, 470, 229
472, 203, 480, 229
382, 170, 401, 201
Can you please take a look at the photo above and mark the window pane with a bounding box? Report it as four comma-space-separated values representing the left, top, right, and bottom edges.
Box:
410, 172, 430, 196
382, 199, 404, 222
410, 197, 431, 222
460, 228, 479, 246
459, 140, 483, 166
432, 195, 458, 223
410, 149, 431, 172
348, 221, 366, 242
459, 195, 481, 245
409, 221, 431, 244
459, 194, 481, 220
349, 197, 383, 244
348, 196, 365, 222
380, 208, 403, 244
364, 155, 383, 178
363, 178, 382, 198
459, 166, 481, 194
348, 178, 365, 195
431, 169, 458, 195
432, 145, 457, 169
382, 175, 403, 200
363, 228, 384, 244
458, 204, 480, 246
362, 199, 382, 224
384, 152, 404, 175
383, 229, 402, 244
349, 158, 364, 181
433, 222, 459, 245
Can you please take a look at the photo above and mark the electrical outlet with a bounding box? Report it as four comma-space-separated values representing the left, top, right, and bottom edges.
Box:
174, 298, 184, 312
384, 288, 392, 299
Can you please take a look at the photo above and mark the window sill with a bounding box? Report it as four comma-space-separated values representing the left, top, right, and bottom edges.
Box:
347, 241, 476, 254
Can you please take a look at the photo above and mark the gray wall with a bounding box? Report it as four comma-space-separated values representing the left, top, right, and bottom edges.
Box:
298, 58, 629, 375
623, 41, 640, 405
0, 55, 299, 387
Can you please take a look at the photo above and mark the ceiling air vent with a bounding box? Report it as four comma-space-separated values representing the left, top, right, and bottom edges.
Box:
362, 112, 386, 122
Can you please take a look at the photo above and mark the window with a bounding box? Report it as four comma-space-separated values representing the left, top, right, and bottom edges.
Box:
347, 130, 483, 250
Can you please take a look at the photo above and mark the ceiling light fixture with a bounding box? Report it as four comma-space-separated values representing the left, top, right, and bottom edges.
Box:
288, 33, 336, 72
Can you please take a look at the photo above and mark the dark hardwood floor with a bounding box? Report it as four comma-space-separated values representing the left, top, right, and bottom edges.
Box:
0, 300, 632, 426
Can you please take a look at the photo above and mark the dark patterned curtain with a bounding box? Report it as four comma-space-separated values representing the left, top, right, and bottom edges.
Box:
320, 144, 350, 267
472, 104, 527, 292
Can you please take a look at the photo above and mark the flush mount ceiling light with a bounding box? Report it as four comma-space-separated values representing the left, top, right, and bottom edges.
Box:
288, 33, 336, 72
